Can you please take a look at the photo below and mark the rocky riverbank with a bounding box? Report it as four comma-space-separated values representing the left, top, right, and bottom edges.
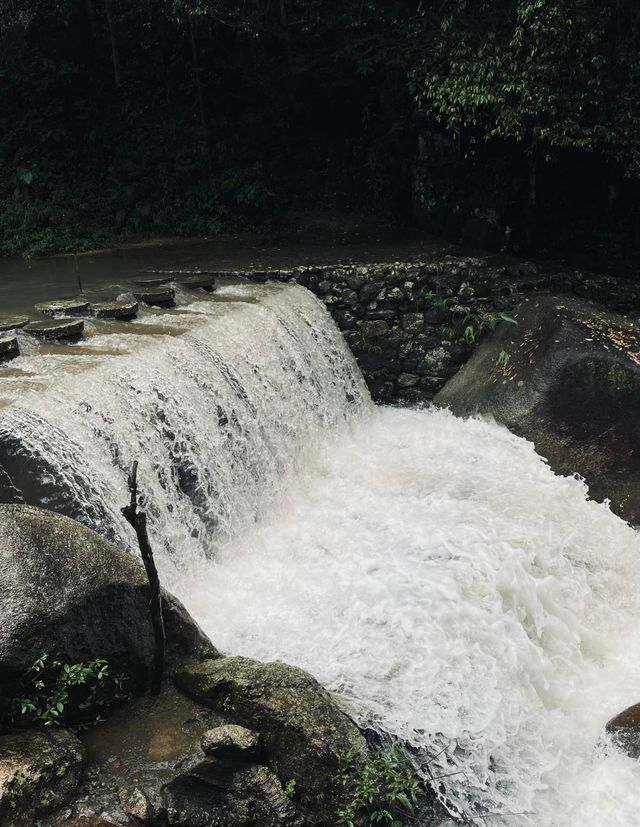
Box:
0, 505, 446, 826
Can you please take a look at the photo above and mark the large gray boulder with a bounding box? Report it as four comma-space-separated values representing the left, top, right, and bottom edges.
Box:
0, 504, 217, 725
436, 295, 640, 523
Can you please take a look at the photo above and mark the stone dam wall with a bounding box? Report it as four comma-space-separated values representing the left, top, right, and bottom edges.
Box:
224, 255, 640, 404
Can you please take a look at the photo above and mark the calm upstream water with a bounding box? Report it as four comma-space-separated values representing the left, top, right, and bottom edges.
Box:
0, 270, 638, 825
0, 235, 442, 315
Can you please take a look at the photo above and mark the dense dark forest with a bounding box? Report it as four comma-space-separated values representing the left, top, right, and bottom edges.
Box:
1, 0, 639, 261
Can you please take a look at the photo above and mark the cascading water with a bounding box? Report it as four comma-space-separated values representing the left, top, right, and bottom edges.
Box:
1, 282, 639, 826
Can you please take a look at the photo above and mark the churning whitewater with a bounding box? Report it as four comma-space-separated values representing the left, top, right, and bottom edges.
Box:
1, 283, 639, 825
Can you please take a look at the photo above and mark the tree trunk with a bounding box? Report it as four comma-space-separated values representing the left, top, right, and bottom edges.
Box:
188, 17, 209, 153
103, 0, 121, 86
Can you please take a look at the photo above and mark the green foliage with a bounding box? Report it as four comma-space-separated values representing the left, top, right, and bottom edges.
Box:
439, 299, 517, 345
9, 653, 128, 729
284, 778, 297, 799
413, 1, 640, 176
497, 349, 511, 369
337, 745, 424, 827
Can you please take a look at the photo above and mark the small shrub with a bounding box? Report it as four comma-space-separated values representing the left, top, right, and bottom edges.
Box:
9, 653, 129, 730
337, 745, 424, 827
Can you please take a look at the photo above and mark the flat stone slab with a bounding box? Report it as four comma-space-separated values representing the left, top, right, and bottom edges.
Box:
133, 287, 176, 308
24, 318, 84, 340
0, 316, 29, 331
35, 298, 90, 316
0, 336, 19, 361
90, 301, 139, 320
179, 274, 216, 291
134, 277, 172, 287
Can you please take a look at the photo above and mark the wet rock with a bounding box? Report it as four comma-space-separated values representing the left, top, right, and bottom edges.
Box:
35, 299, 90, 317
0, 505, 217, 724
0, 316, 29, 332
133, 287, 176, 308
201, 725, 261, 762
161, 762, 301, 827
0, 335, 19, 361
606, 703, 640, 758
179, 274, 216, 291
119, 786, 154, 821
360, 319, 388, 338
24, 318, 84, 340
437, 295, 640, 523
90, 302, 139, 320
0, 728, 85, 826
176, 656, 369, 821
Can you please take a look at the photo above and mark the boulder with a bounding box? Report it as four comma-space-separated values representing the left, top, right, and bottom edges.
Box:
0, 504, 217, 725
176, 656, 369, 821
606, 703, 640, 758
436, 295, 640, 523
0, 728, 85, 826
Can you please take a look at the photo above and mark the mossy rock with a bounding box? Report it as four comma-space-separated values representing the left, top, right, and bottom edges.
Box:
437, 295, 640, 523
0, 316, 29, 332
34, 298, 90, 316
176, 656, 369, 822
23, 318, 84, 340
90, 301, 139, 320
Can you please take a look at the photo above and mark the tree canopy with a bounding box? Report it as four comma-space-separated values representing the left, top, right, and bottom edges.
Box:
0, 0, 638, 260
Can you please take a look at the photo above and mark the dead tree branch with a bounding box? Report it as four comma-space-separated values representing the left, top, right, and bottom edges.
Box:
122, 460, 165, 695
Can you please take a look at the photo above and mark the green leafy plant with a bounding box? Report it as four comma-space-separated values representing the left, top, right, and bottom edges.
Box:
497, 350, 511, 369
337, 745, 424, 827
9, 653, 128, 729
284, 778, 297, 799
442, 303, 516, 345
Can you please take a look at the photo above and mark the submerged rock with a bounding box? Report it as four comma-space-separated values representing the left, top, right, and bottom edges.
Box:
24, 318, 84, 340
176, 656, 369, 821
0, 504, 217, 725
437, 295, 640, 523
0, 728, 85, 826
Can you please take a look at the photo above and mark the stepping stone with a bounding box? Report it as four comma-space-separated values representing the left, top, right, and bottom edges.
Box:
0, 316, 29, 332
179, 274, 216, 291
90, 301, 139, 320
35, 298, 90, 317
134, 276, 172, 287
133, 287, 175, 308
24, 318, 84, 340
0, 336, 19, 361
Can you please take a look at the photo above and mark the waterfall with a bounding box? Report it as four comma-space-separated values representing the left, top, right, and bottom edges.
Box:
0, 283, 370, 572
1, 283, 639, 825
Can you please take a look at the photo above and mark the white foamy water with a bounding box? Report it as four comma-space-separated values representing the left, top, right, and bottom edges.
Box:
180, 406, 640, 827
1, 284, 639, 825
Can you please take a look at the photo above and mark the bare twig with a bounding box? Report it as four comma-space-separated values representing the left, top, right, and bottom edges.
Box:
122, 460, 165, 695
